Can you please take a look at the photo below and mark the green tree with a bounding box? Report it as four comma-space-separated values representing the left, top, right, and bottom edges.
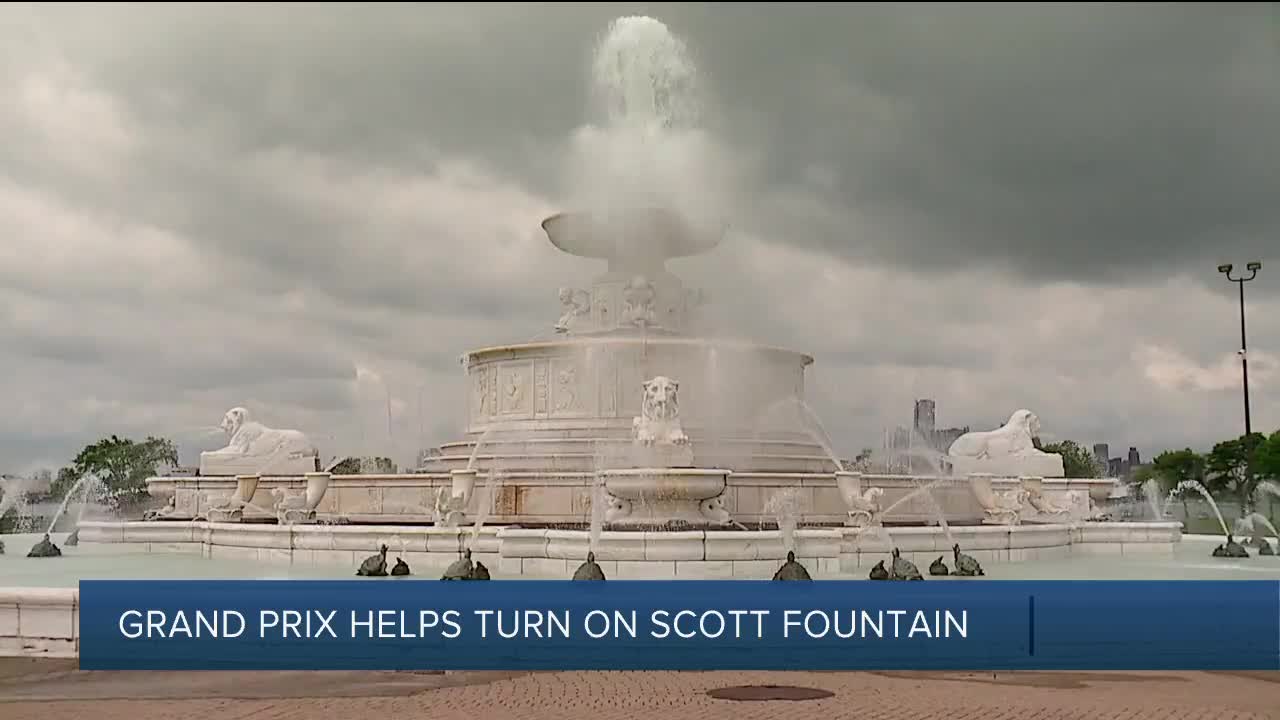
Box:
1205, 432, 1267, 512
1039, 440, 1102, 479
1253, 430, 1280, 480
71, 435, 179, 499
1143, 448, 1206, 518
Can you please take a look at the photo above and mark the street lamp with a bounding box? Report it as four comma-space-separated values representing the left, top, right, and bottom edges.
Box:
1218, 261, 1262, 436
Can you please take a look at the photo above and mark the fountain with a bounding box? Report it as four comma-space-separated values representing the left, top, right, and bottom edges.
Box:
5, 15, 1202, 599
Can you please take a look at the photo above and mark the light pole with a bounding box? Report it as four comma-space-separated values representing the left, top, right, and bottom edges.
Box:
1218, 261, 1262, 436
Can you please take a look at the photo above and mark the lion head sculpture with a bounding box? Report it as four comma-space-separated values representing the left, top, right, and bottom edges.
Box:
641, 376, 680, 421
1007, 409, 1041, 443
220, 407, 250, 436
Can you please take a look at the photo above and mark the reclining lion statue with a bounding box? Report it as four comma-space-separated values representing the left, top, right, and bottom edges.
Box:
947, 409, 1064, 478
199, 407, 319, 476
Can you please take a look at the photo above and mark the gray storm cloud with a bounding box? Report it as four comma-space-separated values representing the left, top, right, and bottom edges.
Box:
0, 3, 1276, 472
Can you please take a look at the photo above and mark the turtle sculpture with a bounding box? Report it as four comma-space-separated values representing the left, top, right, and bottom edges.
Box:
1259, 540, 1276, 556
64, 529, 80, 547
356, 544, 389, 576
27, 533, 62, 558
772, 551, 812, 581
952, 544, 985, 577
1212, 544, 1227, 557
928, 556, 950, 576
442, 549, 475, 580
868, 560, 889, 580
390, 557, 411, 576
469, 561, 491, 581
889, 548, 923, 581
1222, 535, 1250, 558
572, 552, 607, 581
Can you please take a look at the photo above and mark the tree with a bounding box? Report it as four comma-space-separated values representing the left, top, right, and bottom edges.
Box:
48, 466, 79, 501
1254, 430, 1280, 481
1205, 432, 1267, 513
1039, 440, 1102, 479
70, 435, 179, 499
1143, 448, 1206, 518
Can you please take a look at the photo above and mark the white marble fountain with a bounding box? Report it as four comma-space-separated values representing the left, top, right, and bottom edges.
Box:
60, 204, 1176, 584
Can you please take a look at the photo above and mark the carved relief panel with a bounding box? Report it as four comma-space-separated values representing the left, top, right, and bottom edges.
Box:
549, 356, 597, 418
471, 365, 493, 421
499, 361, 534, 416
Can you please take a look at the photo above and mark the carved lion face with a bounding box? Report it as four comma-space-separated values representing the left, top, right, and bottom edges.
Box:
1009, 409, 1041, 438
221, 407, 249, 436
642, 376, 679, 420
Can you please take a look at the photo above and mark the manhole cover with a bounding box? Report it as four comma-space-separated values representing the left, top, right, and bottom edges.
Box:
707, 685, 835, 702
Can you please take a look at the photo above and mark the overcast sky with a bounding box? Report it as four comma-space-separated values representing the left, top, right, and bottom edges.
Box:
1, 3, 1277, 473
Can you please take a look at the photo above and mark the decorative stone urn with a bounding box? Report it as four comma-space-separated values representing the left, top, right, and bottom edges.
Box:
835, 471, 884, 527
271, 471, 331, 525
207, 474, 260, 523
435, 469, 478, 527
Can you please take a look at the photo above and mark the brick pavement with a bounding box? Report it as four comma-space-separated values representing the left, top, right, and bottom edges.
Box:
1, 664, 1277, 720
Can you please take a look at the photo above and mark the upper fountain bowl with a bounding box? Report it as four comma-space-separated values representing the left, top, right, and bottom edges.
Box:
541, 208, 724, 271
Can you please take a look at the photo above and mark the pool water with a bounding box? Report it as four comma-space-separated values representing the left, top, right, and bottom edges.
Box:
2, 532, 1278, 586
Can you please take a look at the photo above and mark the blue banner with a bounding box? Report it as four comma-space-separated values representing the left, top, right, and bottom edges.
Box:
78, 580, 1280, 671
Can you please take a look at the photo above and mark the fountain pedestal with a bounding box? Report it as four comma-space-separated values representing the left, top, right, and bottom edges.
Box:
601, 468, 731, 528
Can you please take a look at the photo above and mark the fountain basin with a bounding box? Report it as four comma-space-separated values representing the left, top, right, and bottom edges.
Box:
600, 468, 730, 528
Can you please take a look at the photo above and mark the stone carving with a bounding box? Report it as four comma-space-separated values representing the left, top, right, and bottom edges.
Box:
391, 557, 411, 576
699, 496, 731, 525
1020, 476, 1070, 517
502, 370, 528, 413
868, 560, 889, 580
143, 494, 179, 521
554, 287, 592, 334
555, 366, 579, 411
270, 472, 330, 525
473, 371, 489, 417
622, 275, 657, 328
206, 474, 262, 523
969, 474, 1028, 526
929, 556, 950, 575
835, 472, 884, 527
603, 492, 632, 524
633, 376, 689, 446
199, 407, 319, 477
946, 409, 1065, 478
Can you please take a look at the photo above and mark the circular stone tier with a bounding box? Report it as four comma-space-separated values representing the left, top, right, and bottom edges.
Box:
434, 335, 831, 475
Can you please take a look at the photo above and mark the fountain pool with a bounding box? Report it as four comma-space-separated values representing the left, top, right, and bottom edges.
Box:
2, 531, 1277, 588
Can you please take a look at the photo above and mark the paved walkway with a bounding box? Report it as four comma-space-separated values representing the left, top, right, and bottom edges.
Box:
1, 660, 1277, 720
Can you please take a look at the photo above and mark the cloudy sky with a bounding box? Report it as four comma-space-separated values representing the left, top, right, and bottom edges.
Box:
1, 3, 1277, 474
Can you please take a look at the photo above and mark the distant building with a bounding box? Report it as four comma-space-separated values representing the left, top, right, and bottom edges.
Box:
885, 399, 970, 462
1097, 443, 1147, 479
913, 400, 936, 436
1093, 444, 1110, 469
